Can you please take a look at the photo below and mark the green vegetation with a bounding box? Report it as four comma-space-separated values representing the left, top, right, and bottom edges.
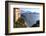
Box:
14, 17, 27, 28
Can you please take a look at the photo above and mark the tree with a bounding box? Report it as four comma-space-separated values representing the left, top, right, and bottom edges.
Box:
14, 17, 27, 28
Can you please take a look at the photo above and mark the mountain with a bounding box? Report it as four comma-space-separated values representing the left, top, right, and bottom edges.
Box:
21, 11, 40, 27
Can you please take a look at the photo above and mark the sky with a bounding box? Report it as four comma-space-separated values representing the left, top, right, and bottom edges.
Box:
20, 8, 40, 13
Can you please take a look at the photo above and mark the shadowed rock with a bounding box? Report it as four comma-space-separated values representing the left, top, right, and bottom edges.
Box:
32, 20, 39, 27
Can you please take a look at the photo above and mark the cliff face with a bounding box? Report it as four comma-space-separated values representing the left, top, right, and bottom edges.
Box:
21, 13, 40, 27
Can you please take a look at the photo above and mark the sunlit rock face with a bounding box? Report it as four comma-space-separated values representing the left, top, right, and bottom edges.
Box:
21, 12, 40, 27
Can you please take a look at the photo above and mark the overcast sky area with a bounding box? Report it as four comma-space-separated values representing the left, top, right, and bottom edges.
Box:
20, 8, 40, 13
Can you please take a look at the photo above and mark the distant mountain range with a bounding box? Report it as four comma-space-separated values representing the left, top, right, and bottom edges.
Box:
20, 10, 39, 14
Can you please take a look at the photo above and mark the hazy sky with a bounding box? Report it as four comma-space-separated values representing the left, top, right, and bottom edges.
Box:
20, 8, 40, 13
